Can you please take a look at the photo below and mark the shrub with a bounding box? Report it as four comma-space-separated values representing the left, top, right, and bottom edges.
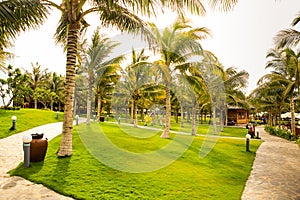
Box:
265, 126, 298, 141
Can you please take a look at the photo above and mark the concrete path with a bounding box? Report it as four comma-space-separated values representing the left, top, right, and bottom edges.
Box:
242, 126, 300, 200
0, 118, 85, 200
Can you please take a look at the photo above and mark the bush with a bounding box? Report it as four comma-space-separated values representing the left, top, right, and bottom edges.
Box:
265, 126, 298, 141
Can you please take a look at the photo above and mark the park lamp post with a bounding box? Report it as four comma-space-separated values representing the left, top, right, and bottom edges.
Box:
10, 116, 17, 130
246, 133, 251, 152
22, 134, 32, 168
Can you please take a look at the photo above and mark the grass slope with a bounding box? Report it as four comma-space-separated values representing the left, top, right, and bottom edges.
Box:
0, 109, 63, 139
11, 122, 261, 200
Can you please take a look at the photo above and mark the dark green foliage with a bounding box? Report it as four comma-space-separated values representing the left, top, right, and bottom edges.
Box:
265, 125, 298, 141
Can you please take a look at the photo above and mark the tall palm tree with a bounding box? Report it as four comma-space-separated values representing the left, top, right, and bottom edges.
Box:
150, 17, 210, 138
78, 28, 123, 125
263, 48, 300, 134
26, 62, 47, 109
95, 64, 120, 121
2, 0, 237, 156
48, 72, 65, 111
250, 78, 287, 126
223, 67, 249, 126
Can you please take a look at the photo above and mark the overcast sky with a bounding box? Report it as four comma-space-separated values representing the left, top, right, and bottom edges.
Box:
12, 0, 300, 94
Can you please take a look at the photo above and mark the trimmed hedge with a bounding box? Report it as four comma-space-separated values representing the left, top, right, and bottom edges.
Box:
264, 125, 298, 141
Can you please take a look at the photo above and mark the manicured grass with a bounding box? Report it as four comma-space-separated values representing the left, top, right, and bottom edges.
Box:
0, 108, 63, 139
11, 122, 262, 200
113, 116, 248, 138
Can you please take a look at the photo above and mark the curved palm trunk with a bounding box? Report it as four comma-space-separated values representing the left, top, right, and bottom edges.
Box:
161, 81, 171, 138
290, 95, 296, 134
57, 19, 80, 157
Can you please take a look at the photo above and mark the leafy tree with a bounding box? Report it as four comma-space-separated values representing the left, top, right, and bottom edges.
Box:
78, 29, 123, 125
47, 72, 65, 110
0, 65, 30, 107
25, 63, 48, 108
150, 17, 210, 138
260, 48, 300, 133
2, 0, 237, 156
275, 12, 300, 49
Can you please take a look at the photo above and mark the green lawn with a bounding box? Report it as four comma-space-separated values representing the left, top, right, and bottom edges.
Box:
0, 108, 63, 139
11, 122, 262, 200
113, 116, 248, 138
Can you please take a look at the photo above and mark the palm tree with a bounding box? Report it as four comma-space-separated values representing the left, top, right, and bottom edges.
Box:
26, 62, 47, 109
150, 17, 210, 138
2, 0, 237, 156
274, 12, 300, 49
95, 65, 120, 121
0, 0, 48, 48
78, 28, 123, 125
262, 48, 300, 134
48, 72, 65, 111
250, 78, 287, 126
223, 67, 249, 126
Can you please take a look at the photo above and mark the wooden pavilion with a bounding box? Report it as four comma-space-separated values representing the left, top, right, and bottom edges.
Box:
227, 106, 249, 125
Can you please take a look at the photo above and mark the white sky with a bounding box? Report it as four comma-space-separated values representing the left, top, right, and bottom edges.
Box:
12, 0, 300, 94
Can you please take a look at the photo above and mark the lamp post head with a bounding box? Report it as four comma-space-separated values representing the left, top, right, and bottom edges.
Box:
246, 133, 251, 139
11, 116, 17, 121
22, 135, 32, 143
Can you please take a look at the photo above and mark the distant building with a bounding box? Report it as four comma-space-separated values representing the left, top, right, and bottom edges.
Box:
227, 106, 249, 125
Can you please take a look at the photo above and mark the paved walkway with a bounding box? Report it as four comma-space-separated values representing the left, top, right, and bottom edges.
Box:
0, 122, 299, 199
0, 119, 85, 200
242, 126, 300, 200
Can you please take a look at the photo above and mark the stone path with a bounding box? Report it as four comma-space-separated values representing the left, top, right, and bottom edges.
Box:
0, 122, 299, 199
242, 126, 300, 200
0, 118, 85, 200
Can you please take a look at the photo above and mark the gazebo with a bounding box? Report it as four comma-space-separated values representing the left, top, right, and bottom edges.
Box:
227, 106, 249, 125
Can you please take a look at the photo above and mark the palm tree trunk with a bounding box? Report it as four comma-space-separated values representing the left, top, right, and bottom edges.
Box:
50, 100, 53, 111
191, 100, 197, 136
220, 109, 224, 132
73, 98, 77, 116
133, 100, 138, 128
161, 81, 171, 138
57, 18, 80, 157
141, 107, 144, 122
225, 107, 228, 126
125, 107, 128, 123
34, 99, 37, 109
86, 79, 92, 125
290, 95, 296, 134
180, 104, 184, 128
130, 100, 134, 124
97, 93, 102, 121
212, 100, 217, 134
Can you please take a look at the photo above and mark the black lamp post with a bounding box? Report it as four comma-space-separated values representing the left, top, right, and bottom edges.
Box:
246, 133, 251, 152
